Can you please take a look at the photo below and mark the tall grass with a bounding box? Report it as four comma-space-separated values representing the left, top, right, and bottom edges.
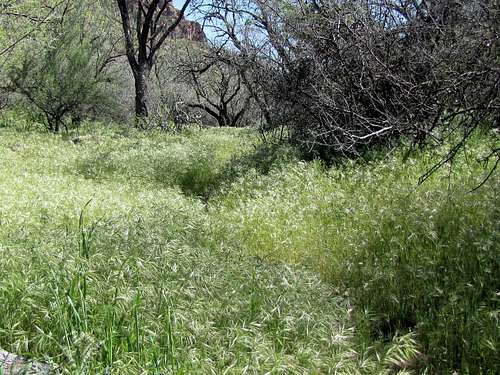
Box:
211, 131, 499, 373
0, 124, 381, 373
0, 119, 498, 373
74, 125, 257, 198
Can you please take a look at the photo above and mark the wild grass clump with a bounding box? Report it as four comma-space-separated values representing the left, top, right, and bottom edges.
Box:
0, 110, 46, 132
0, 122, 497, 373
211, 131, 499, 373
0, 124, 383, 374
75, 126, 257, 198
342, 181, 499, 373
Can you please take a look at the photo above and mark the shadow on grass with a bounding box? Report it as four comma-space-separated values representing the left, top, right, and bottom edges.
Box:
74, 140, 298, 200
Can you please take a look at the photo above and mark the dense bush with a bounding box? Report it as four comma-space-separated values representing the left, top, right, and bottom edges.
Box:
206, 0, 500, 166
3, 2, 120, 132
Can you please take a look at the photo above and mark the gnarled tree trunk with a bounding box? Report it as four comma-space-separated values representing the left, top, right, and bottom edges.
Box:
115, 0, 193, 122
133, 64, 151, 118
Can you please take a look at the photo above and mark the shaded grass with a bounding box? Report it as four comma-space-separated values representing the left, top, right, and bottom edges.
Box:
73, 125, 258, 198
210, 131, 500, 373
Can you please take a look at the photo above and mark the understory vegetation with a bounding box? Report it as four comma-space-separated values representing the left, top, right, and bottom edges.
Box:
0, 119, 498, 374
1, 1, 498, 374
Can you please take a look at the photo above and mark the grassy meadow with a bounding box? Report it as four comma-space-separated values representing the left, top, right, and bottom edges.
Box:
0, 118, 498, 374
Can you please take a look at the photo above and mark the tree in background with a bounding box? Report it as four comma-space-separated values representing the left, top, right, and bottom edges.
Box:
115, 0, 193, 121
179, 48, 251, 127
0, 0, 63, 111
7, 3, 118, 132
203, 0, 499, 168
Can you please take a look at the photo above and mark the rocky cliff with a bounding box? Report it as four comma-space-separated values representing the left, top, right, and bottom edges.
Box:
162, 2, 206, 42
128, 1, 206, 43
169, 18, 206, 43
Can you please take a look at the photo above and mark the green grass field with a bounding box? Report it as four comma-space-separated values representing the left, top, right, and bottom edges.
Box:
0, 120, 498, 374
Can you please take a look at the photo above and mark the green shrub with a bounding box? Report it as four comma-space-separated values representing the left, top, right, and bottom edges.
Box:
7, 5, 118, 133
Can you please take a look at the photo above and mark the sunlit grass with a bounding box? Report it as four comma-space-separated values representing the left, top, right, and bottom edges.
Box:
0, 120, 497, 373
211, 130, 499, 373
0, 124, 375, 374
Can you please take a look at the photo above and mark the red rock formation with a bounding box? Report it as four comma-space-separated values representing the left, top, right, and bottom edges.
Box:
163, 2, 206, 42
128, 1, 206, 43
169, 19, 206, 43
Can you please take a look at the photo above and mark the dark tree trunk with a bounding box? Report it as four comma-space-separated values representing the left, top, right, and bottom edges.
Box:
133, 65, 150, 118
115, 0, 193, 122
46, 114, 60, 133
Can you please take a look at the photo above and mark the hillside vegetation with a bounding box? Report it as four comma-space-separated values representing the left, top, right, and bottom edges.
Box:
0, 120, 498, 374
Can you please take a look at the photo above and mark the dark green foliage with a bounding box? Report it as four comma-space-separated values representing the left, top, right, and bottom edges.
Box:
7, 8, 117, 132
